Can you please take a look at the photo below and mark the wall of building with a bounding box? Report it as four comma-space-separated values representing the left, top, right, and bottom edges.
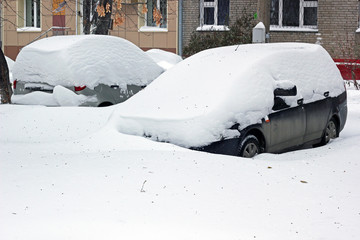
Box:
182, 0, 359, 60
109, 0, 178, 53
182, 0, 257, 49
182, 0, 199, 48
269, 0, 359, 59
2, 0, 78, 60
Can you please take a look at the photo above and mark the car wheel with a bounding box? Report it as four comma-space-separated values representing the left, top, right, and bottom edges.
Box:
98, 102, 113, 107
323, 118, 338, 144
239, 135, 260, 158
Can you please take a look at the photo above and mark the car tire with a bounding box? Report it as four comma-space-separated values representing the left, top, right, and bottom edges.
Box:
98, 102, 113, 107
320, 118, 338, 146
239, 135, 260, 158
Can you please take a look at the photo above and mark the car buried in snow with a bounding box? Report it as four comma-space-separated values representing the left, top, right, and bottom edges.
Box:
111, 43, 347, 158
11, 35, 165, 107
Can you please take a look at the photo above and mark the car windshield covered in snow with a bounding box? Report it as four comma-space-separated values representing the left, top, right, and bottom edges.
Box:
110, 43, 347, 157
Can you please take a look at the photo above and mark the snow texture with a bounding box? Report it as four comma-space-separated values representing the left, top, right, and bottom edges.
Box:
196, 25, 230, 31
0, 89, 360, 240
145, 49, 183, 71
110, 43, 345, 148
12, 35, 164, 89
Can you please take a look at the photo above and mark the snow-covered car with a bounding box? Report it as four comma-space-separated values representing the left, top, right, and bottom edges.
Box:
12, 35, 164, 107
110, 43, 347, 158
145, 49, 183, 71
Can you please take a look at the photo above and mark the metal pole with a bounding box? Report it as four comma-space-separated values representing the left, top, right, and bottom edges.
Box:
76, 0, 78, 34
178, 0, 183, 56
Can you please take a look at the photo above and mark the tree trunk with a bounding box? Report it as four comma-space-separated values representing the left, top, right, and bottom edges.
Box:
0, 48, 12, 104
92, 0, 113, 35
83, 0, 91, 34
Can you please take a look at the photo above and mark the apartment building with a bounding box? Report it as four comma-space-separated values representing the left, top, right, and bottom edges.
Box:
182, 0, 360, 60
0, 0, 178, 60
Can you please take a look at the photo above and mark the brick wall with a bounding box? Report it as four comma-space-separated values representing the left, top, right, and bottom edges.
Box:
267, 0, 360, 59
182, 0, 257, 47
182, 0, 200, 47
182, 0, 359, 59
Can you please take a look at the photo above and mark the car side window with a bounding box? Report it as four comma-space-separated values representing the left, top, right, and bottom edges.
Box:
272, 96, 290, 111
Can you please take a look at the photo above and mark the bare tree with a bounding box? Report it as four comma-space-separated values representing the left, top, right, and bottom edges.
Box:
0, 48, 12, 104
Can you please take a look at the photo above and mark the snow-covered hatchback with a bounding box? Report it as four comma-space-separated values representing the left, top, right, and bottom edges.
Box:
12, 35, 164, 107
110, 43, 347, 157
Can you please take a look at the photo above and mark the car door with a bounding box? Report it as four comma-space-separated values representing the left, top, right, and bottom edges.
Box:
268, 104, 306, 153
303, 93, 332, 143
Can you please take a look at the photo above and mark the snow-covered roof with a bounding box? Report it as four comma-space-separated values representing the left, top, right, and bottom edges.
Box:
12, 35, 164, 89
110, 43, 345, 148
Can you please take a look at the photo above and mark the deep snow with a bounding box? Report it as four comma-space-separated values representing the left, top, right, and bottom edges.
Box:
0, 89, 359, 240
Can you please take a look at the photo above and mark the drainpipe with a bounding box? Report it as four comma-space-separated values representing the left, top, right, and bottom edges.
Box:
178, 0, 183, 56
75, 0, 78, 34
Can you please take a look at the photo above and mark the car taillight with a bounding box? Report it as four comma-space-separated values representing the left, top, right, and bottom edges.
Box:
74, 86, 86, 91
13, 80, 17, 89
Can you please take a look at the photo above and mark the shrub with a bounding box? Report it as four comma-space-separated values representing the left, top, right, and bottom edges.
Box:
183, 9, 255, 57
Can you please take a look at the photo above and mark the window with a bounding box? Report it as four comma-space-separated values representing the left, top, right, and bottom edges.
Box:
271, 0, 317, 30
18, 0, 41, 30
200, 0, 229, 27
146, 0, 167, 28
25, 0, 40, 27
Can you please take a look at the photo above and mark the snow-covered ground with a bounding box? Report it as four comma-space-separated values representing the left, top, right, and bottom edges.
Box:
1, 89, 360, 240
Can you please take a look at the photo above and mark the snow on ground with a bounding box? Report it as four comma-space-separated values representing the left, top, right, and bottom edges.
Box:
12, 35, 163, 89
0, 89, 360, 239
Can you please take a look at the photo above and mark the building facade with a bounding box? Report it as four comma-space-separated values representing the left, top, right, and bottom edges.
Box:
182, 0, 360, 60
1, 0, 178, 60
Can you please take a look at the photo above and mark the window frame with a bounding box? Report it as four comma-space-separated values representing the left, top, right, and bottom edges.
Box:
199, 0, 229, 30
17, 0, 41, 31
145, 0, 167, 29
25, 0, 40, 28
271, 0, 318, 31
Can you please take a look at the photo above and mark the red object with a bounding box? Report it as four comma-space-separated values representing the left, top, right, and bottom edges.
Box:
74, 86, 86, 91
334, 59, 360, 80
13, 80, 17, 89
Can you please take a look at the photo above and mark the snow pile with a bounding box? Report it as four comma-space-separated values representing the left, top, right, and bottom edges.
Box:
146, 49, 182, 70
12, 35, 164, 89
110, 43, 345, 148
1, 90, 360, 240
11, 86, 96, 106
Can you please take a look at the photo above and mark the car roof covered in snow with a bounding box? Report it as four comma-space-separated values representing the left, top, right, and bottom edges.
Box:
110, 43, 345, 147
13, 35, 164, 89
